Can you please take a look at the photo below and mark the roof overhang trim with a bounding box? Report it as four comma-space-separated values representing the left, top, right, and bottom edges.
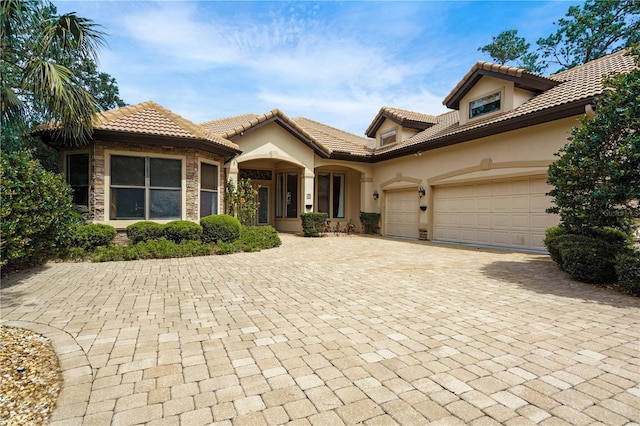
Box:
444, 69, 560, 110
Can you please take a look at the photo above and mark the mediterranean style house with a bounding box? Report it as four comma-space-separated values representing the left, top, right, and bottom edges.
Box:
36, 50, 636, 252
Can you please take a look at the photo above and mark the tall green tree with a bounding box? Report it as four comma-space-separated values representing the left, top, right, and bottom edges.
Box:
478, 29, 530, 64
1, 0, 107, 145
537, 0, 640, 72
547, 47, 640, 234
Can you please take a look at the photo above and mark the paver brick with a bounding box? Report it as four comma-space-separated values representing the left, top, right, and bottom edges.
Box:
3, 234, 639, 425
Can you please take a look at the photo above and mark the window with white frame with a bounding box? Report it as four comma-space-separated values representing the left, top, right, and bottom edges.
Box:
380, 129, 397, 146
469, 91, 501, 118
317, 172, 345, 218
66, 153, 89, 207
200, 163, 218, 217
110, 155, 182, 220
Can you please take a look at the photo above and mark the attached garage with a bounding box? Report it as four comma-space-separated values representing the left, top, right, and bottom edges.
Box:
385, 190, 420, 239
432, 177, 559, 251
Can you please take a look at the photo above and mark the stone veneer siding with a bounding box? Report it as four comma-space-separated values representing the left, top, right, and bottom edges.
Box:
90, 140, 225, 223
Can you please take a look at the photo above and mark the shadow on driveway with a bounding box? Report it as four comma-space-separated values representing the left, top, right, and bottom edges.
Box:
481, 257, 640, 308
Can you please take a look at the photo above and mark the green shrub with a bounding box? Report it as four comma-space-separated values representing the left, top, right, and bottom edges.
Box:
359, 211, 381, 234
93, 240, 214, 262
1, 151, 78, 271
72, 224, 117, 250
615, 251, 640, 296
215, 241, 238, 255
164, 220, 202, 243
126, 221, 165, 244
587, 227, 633, 247
556, 234, 621, 284
544, 226, 569, 267
235, 226, 282, 252
300, 212, 328, 237
200, 214, 241, 243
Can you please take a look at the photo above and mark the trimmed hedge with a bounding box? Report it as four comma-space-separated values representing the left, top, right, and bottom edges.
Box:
359, 211, 381, 234
164, 220, 203, 243
235, 226, 282, 252
615, 251, 640, 296
300, 212, 328, 237
544, 227, 631, 284
94, 240, 214, 262
126, 221, 165, 244
71, 224, 117, 250
200, 214, 242, 243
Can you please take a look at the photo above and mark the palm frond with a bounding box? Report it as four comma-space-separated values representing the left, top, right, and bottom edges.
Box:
26, 58, 99, 145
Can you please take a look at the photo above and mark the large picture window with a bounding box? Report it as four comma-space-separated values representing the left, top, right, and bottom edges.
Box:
275, 171, 298, 218
200, 163, 219, 217
317, 172, 345, 218
110, 155, 182, 220
67, 153, 89, 206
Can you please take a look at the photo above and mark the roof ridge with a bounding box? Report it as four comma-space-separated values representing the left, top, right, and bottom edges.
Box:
201, 113, 258, 127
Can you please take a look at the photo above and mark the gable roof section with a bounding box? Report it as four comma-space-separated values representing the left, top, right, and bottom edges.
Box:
375, 50, 636, 161
201, 109, 332, 158
365, 106, 439, 137
443, 61, 560, 110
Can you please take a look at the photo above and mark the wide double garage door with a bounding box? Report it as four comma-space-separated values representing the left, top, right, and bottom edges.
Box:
433, 177, 559, 251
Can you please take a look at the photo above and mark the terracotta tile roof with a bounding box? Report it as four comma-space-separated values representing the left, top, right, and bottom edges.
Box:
380, 50, 637, 157
365, 106, 438, 137
93, 101, 239, 151
294, 117, 374, 157
202, 109, 333, 157
201, 114, 260, 136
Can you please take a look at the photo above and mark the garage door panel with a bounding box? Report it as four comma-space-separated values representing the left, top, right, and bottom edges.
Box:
492, 214, 509, 228
511, 195, 530, 211
433, 177, 559, 250
510, 180, 530, 194
511, 214, 530, 229
386, 191, 419, 239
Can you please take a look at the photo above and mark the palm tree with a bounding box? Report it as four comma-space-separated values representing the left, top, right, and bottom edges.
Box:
1, 0, 106, 145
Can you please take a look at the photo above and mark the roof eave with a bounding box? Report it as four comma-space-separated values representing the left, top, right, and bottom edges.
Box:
374, 99, 590, 162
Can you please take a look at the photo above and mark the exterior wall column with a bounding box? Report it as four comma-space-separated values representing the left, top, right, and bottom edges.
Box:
225, 158, 239, 188
361, 175, 376, 213
303, 168, 315, 213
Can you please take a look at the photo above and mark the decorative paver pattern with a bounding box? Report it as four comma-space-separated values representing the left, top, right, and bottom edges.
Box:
2, 234, 639, 425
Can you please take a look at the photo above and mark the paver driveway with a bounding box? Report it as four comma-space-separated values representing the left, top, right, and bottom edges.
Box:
2, 234, 639, 425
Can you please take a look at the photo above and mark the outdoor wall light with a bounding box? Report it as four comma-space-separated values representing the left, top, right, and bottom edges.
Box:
418, 186, 426, 198
373, 190, 379, 200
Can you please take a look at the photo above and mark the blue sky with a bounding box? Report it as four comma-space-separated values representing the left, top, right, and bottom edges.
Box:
56, 1, 580, 135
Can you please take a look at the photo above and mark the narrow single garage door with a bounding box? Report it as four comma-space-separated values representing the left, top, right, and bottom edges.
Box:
433, 177, 559, 251
386, 190, 420, 239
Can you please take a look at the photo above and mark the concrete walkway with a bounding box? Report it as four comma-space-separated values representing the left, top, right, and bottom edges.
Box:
2, 234, 639, 425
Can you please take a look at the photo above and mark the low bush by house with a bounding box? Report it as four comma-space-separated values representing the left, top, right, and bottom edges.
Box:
615, 251, 640, 296
91, 224, 280, 261
544, 226, 636, 287
126, 221, 165, 244
71, 224, 117, 251
300, 212, 328, 237
163, 220, 203, 243
201, 214, 242, 243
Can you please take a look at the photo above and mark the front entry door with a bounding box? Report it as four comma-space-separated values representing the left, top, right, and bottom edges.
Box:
258, 186, 269, 225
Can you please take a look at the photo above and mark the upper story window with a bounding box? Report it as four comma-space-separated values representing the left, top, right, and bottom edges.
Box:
469, 92, 501, 119
380, 129, 397, 146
